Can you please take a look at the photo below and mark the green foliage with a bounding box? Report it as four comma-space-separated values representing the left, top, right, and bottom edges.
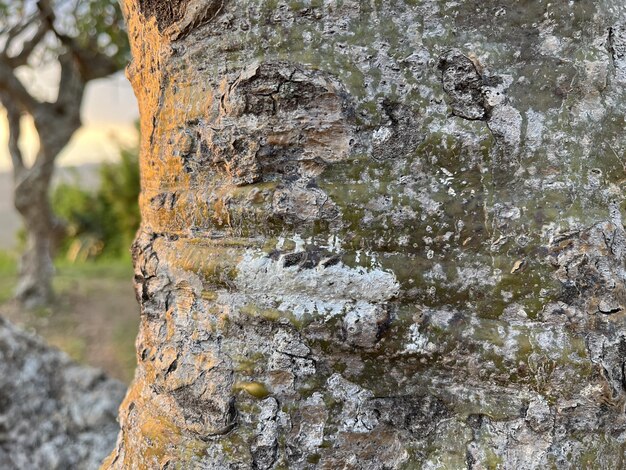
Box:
0, 251, 17, 303
66, 0, 130, 69
97, 145, 141, 255
52, 141, 140, 260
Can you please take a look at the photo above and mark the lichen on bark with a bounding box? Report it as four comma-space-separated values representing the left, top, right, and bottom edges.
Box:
110, 1, 626, 468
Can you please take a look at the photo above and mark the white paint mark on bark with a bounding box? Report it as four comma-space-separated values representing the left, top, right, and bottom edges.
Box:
235, 250, 399, 319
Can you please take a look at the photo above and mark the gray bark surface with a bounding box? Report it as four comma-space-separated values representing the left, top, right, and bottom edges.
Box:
110, 1, 626, 468
0, 317, 125, 469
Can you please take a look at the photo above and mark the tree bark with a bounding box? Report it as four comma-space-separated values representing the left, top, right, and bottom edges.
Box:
9, 106, 81, 308
1, 98, 54, 308
109, 1, 626, 468
12, 162, 64, 309
1, 6, 124, 309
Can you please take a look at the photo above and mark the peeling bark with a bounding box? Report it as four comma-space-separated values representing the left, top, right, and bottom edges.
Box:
111, 1, 626, 468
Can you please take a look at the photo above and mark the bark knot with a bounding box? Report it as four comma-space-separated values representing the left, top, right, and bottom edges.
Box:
138, 0, 224, 40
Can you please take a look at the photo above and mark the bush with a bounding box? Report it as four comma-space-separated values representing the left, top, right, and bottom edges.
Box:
97, 146, 141, 256
52, 143, 140, 260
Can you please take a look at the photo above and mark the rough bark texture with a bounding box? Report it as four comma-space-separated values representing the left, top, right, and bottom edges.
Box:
111, 1, 626, 468
0, 317, 125, 469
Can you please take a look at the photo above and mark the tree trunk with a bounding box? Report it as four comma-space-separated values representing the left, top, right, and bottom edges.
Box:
2, 51, 85, 309
13, 164, 62, 309
7, 85, 83, 308
109, 1, 626, 468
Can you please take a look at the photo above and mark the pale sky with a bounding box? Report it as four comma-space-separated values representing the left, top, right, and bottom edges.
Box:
0, 70, 139, 172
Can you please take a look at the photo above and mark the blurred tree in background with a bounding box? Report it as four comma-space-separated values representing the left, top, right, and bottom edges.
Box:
0, 0, 129, 308
52, 141, 140, 261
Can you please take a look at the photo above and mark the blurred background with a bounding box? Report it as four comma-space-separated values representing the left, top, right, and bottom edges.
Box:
0, 0, 140, 384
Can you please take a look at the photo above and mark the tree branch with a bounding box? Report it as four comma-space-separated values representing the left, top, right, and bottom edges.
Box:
0, 59, 39, 113
37, 0, 122, 82
1, 93, 26, 175
5, 21, 50, 68
73, 47, 122, 81
47, 52, 84, 130
2, 18, 33, 49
